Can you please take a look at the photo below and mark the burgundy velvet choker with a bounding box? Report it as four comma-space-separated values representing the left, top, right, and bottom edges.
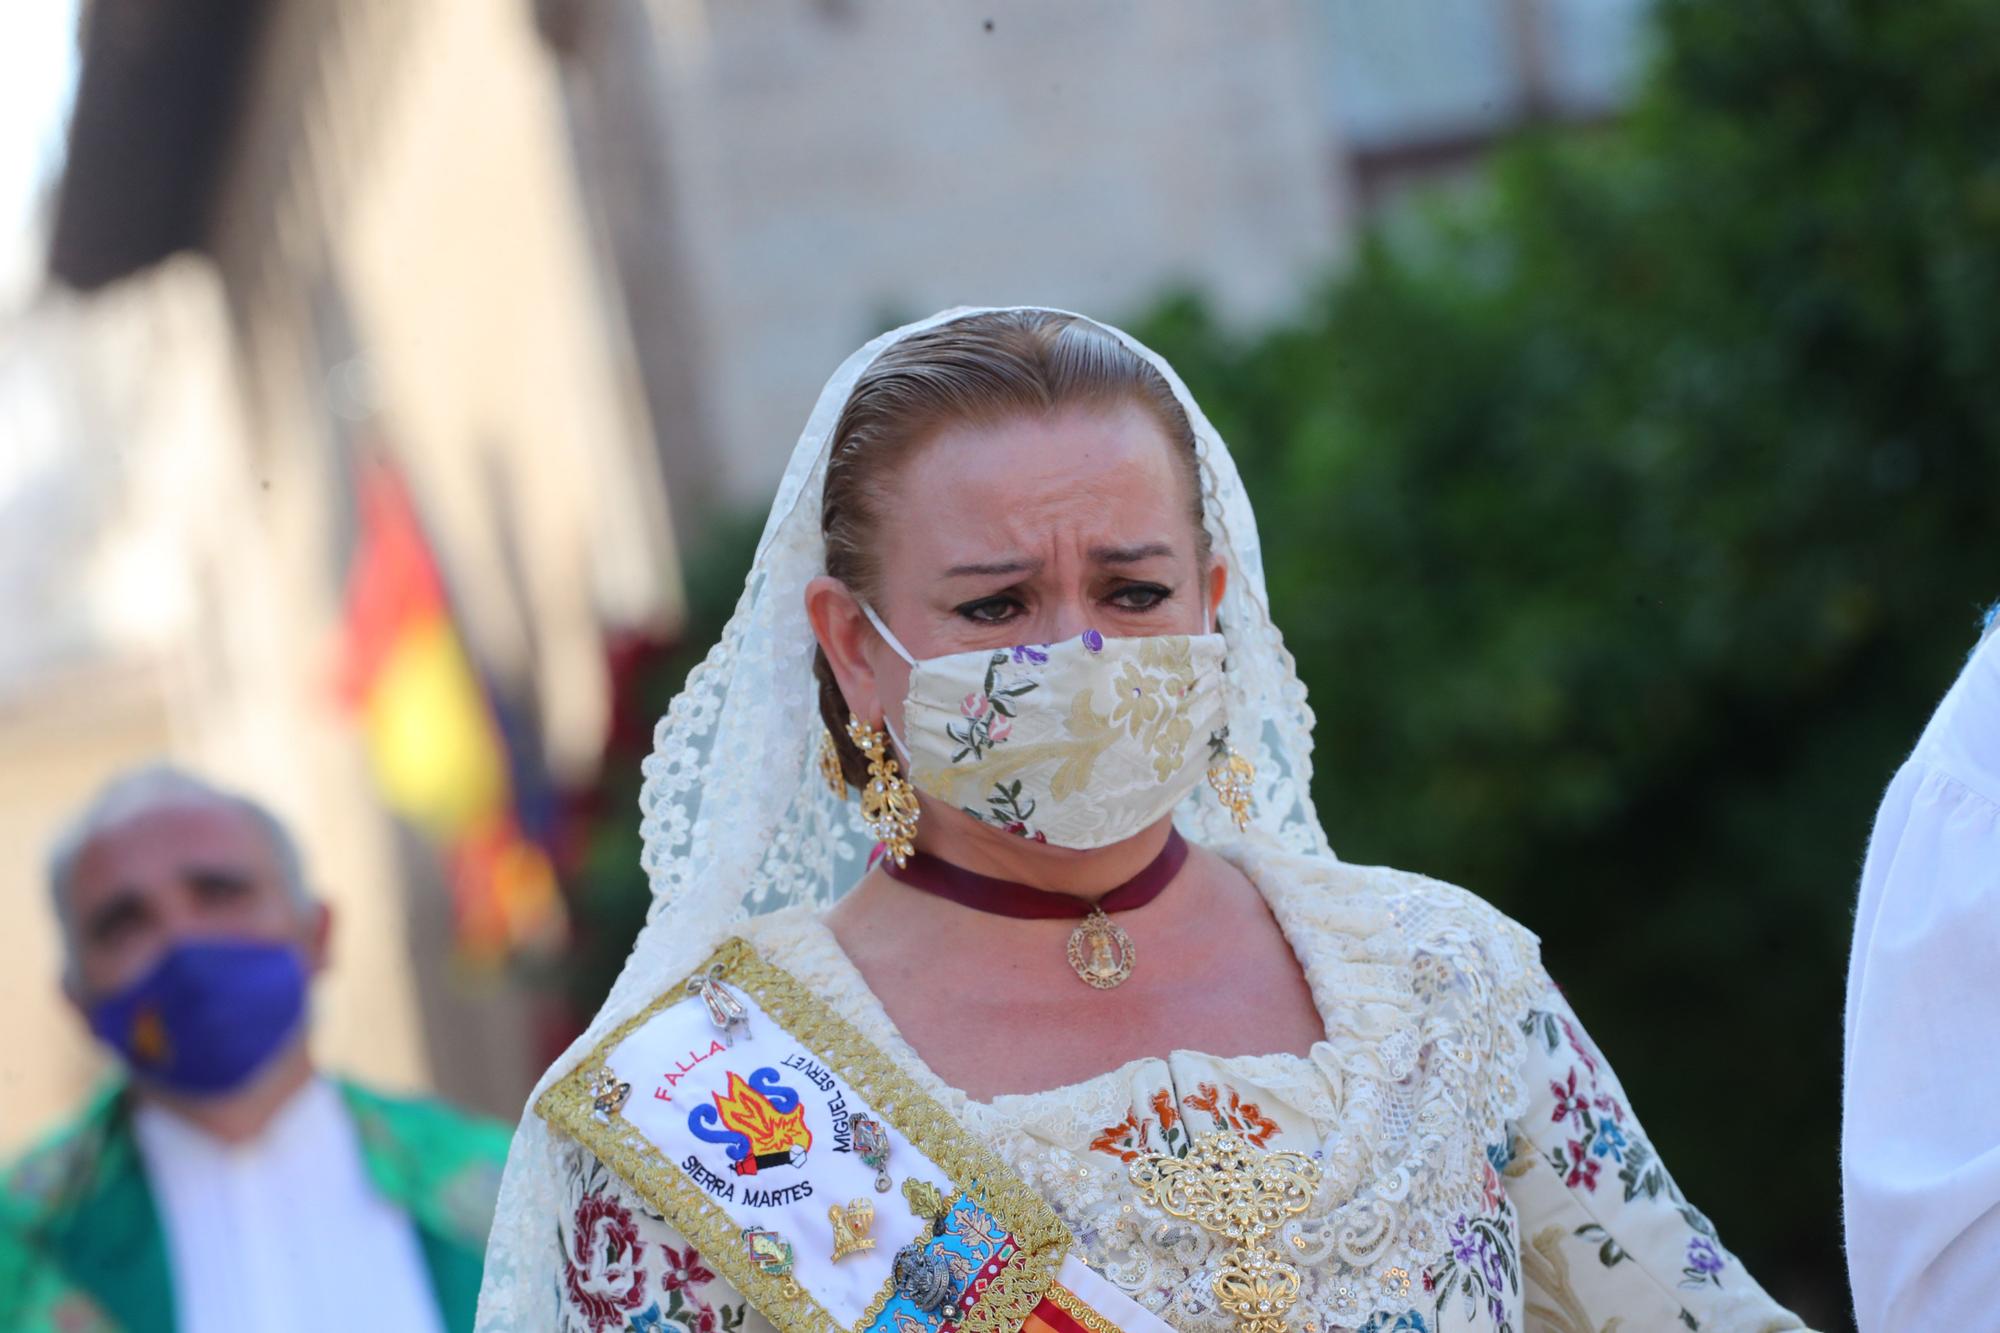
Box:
882, 828, 1186, 988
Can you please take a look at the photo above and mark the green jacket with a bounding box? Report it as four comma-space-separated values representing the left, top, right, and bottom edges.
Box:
0, 1079, 512, 1333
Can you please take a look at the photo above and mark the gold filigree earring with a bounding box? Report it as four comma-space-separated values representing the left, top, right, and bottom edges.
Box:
1206, 728, 1255, 831
847, 716, 919, 867
818, 730, 849, 798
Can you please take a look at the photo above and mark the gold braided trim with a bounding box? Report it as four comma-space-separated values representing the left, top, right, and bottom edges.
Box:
1044, 1282, 1120, 1333
537, 938, 1073, 1333
851, 1242, 902, 1333
963, 1247, 1056, 1333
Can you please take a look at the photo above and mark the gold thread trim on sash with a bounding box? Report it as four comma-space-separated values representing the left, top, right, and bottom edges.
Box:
537, 938, 1073, 1333
1045, 1282, 1120, 1333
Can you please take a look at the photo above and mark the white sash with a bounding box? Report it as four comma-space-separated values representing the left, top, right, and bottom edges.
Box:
538, 938, 1177, 1333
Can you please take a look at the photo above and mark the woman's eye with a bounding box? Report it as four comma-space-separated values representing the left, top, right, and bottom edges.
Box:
1108, 583, 1172, 610
956, 596, 1021, 624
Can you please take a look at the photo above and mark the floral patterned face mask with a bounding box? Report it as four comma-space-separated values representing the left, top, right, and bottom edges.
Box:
863, 604, 1229, 850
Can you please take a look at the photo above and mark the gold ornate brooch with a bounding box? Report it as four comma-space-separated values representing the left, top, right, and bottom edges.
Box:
1129, 1130, 1322, 1333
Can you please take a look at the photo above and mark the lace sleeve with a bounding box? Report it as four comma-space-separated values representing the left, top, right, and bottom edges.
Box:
1501, 983, 1808, 1331
550, 1138, 772, 1333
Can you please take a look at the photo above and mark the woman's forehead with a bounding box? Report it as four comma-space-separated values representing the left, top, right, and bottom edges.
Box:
888, 403, 1196, 564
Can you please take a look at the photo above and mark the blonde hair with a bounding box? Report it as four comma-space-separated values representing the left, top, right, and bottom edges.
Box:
816, 310, 1209, 786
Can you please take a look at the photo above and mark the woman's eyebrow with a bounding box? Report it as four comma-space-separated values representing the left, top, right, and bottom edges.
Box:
942, 557, 1042, 579
1092, 541, 1176, 565
941, 543, 1175, 578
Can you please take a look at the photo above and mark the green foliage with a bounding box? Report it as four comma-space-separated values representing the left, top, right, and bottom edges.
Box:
1132, 1, 1998, 1320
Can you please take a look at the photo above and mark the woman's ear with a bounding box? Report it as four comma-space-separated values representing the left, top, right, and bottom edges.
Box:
805, 576, 882, 724
1207, 558, 1228, 625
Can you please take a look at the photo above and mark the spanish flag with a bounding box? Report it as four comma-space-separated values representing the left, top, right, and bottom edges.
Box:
338, 456, 566, 962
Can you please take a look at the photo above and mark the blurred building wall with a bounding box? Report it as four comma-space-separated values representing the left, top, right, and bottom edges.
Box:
551, 0, 1349, 514
550, 0, 1642, 520
178, 0, 681, 1123
195, 0, 683, 1117
5, 0, 683, 1152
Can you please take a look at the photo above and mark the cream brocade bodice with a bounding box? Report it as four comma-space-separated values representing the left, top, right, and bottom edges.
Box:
551, 846, 1805, 1333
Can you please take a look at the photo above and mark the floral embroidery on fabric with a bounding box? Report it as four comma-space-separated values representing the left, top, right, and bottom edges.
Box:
1541, 1058, 1627, 1199
1102, 638, 1200, 780
1422, 1210, 1521, 1333
554, 1148, 747, 1333
1682, 1235, 1725, 1289
1573, 1221, 1630, 1269
1182, 1081, 1280, 1147
964, 778, 1046, 839
1087, 1109, 1154, 1163
1357, 1311, 1432, 1333
626, 1282, 747, 1333
947, 652, 1040, 764
1110, 661, 1165, 735
1089, 1082, 1278, 1161
946, 651, 1054, 836
1146, 1088, 1190, 1156
1560, 1140, 1600, 1193
1048, 636, 1204, 789
626, 1303, 680, 1333
564, 1188, 649, 1331
658, 1243, 716, 1295
1522, 1005, 1735, 1292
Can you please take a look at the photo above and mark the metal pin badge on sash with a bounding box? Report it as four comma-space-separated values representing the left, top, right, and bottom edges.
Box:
892, 1179, 964, 1322
588, 1068, 632, 1120
743, 1226, 802, 1299
829, 1199, 877, 1261
852, 1114, 893, 1193
687, 964, 751, 1045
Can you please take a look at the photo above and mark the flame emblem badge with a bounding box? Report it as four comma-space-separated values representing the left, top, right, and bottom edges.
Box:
688, 1068, 813, 1175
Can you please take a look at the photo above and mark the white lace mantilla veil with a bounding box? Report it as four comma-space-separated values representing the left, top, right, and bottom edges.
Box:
475, 306, 1338, 1329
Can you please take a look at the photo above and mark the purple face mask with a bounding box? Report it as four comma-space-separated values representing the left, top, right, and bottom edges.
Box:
87, 937, 308, 1096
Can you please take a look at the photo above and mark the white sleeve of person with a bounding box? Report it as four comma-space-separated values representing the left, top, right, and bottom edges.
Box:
1844, 624, 2000, 1331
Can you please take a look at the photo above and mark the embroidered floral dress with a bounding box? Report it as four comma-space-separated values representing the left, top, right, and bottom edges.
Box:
550, 846, 1804, 1333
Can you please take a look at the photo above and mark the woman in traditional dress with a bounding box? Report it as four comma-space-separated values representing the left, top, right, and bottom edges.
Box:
477, 310, 1806, 1333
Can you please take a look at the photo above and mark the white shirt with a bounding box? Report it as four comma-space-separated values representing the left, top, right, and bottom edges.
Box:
1843, 616, 2000, 1330
133, 1077, 449, 1333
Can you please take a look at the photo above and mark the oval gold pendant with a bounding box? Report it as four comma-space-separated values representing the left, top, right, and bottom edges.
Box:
1067, 908, 1135, 989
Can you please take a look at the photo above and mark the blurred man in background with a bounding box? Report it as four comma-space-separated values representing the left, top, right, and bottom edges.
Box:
1844, 606, 2000, 1329
0, 766, 510, 1333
